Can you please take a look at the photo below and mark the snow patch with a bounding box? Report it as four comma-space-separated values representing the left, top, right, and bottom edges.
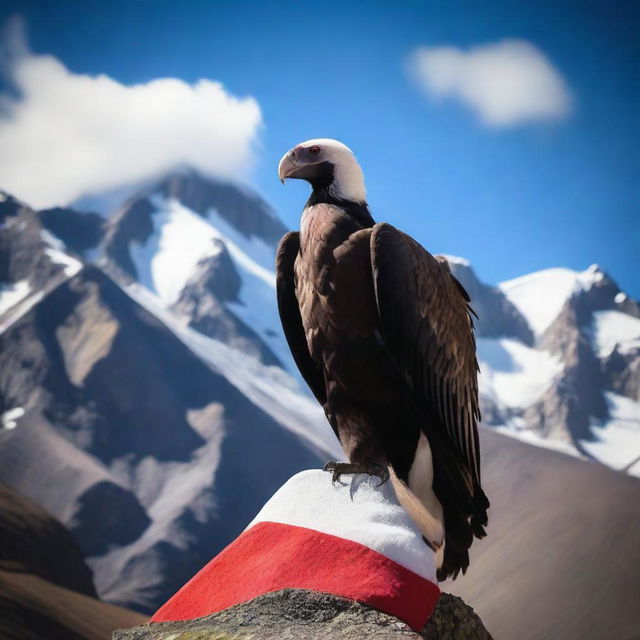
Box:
581, 393, 640, 471
628, 458, 640, 478
500, 268, 579, 337
591, 310, 640, 358
614, 292, 627, 304
128, 196, 291, 371
129, 197, 224, 304
41, 227, 83, 276
477, 337, 563, 408
40, 228, 66, 252
0, 280, 31, 315
500, 265, 608, 338
0, 290, 45, 334
205, 207, 278, 272
2, 407, 25, 430
45, 248, 83, 277
440, 254, 470, 267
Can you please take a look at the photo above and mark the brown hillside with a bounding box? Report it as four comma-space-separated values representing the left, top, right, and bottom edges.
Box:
448, 428, 640, 640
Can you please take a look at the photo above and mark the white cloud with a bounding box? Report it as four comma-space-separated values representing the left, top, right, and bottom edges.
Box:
408, 39, 572, 127
0, 26, 262, 208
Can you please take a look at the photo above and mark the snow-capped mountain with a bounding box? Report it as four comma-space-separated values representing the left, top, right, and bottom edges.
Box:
0, 192, 83, 329
0, 174, 338, 613
449, 259, 640, 474
0, 169, 639, 616
99, 170, 294, 371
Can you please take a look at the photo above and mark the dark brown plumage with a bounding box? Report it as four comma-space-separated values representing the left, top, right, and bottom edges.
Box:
276, 139, 489, 579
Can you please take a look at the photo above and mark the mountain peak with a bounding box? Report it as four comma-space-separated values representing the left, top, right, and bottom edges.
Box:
439, 254, 471, 268
133, 167, 287, 246
499, 265, 621, 338
443, 256, 534, 344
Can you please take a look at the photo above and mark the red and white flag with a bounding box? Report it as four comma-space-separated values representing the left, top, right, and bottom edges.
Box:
151, 469, 440, 631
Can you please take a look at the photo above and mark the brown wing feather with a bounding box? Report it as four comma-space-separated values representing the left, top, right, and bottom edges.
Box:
370, 223, 482, 486
275, 232, 327, 405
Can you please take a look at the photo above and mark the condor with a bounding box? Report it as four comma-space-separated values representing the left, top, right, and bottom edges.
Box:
276, 138, 489, 580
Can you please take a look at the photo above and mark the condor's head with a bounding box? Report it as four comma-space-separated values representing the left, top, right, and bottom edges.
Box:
278, 138, 367, 205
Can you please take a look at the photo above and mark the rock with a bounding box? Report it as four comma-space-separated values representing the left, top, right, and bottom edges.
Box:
0, 194, 68, 292
602, 345, 640, 402
102, 197, 156, 281
422, 594, 491, 639
38, 206, 104, 256
113, 589, 491, 639
171, 242, 282, 365
444, 258, 534, 345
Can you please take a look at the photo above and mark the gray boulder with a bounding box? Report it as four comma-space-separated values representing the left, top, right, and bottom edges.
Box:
113, 588, 491, 639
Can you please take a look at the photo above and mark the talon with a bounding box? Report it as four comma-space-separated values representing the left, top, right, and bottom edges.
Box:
323, 460, 389, 485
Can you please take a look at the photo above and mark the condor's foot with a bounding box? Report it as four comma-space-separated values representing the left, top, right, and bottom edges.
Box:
323, 461, 390, 485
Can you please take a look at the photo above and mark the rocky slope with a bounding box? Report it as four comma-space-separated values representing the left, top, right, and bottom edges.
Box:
0, 191, 82, 330
0, 482, 145, 639
0, 260, 329, 613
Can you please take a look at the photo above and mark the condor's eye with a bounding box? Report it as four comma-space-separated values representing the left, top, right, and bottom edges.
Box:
309, 145, 320, 156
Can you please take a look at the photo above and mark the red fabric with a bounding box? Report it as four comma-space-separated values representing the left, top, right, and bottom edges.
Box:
151, 521, 440, 631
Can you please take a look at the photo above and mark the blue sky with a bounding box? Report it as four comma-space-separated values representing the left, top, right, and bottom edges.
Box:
1, 0, 638, 296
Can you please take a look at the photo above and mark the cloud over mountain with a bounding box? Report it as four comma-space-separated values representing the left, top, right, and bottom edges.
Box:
0, 19, 262, 208
407, 39, 571, 127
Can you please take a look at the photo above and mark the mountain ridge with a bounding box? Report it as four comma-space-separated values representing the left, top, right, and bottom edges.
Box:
1, 172, 639, 632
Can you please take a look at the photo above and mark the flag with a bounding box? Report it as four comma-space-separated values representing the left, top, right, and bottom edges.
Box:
151, 469, 440, 631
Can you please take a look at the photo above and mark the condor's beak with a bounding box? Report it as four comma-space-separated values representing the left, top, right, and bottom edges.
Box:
278, 150, 298, 184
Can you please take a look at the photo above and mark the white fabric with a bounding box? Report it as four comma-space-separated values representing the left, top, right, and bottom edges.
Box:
248, 469, 437, 582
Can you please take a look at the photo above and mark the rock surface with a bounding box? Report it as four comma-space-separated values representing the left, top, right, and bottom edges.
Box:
113, 589, 491, 640
0, 192, 72, 292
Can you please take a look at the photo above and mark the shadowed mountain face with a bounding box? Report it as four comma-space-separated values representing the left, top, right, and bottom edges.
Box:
37, 206, 104, 256
448, 428, 640, 640
0, 482, 145, 640
0, 259, 326, 612
447, 257, 534, 345
1, 172, 639, 630
0, 482, 95, 596
0, 192, 79, 298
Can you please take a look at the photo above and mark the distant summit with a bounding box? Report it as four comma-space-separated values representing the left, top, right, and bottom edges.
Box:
445, 257, 640, 473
